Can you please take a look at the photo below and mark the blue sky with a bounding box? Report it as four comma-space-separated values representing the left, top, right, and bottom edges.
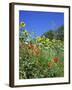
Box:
19, 10, 64, 36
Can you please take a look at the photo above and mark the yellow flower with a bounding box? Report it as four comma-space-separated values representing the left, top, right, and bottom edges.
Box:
37, 37, 41, 42
46, 38, 49, 42
20, 22, 26, 28
41, 36, 45, 41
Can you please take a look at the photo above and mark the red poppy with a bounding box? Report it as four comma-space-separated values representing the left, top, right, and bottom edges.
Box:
53, 57, 59, 63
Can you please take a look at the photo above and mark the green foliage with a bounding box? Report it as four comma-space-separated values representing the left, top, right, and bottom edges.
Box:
19, 30, 29, 42
43, 25, 64, 41
43, 30, 54, 40
56, 26, 64, 40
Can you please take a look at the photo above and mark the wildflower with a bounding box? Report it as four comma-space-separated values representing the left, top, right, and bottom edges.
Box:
28, 43, 33, 49
53, 57, 59, 63
41, 36, 45, 41
37, 37, 41, 42
20, 22, 26, 28
28, 43, 40, 56
48, 61, 53, 68
25, 42, 28, 44
46, 38, 49, 42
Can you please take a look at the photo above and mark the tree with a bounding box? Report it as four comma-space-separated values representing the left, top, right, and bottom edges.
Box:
42, 25, 64, 41
43, 30, 54, 40
56, 26, 64, 41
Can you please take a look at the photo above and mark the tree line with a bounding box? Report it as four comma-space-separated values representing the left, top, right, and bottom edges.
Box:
42, 25, 64, 41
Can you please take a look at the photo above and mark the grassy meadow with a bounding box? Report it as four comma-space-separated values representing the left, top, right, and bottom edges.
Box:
19, 21, 64, 79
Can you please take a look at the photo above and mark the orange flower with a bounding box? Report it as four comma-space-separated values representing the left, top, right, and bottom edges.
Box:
53, 57, 59, 63
48, 62, 52, 67
28, 43, 40, 56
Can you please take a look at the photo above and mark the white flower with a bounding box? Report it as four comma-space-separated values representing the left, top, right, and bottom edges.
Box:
25, 42, 28, 44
